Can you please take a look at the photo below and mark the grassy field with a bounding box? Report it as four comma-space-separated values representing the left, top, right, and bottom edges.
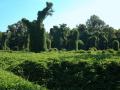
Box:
0, 49, 120, 90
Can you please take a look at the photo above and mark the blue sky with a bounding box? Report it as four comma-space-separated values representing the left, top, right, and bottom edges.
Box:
0, 0, 120, 32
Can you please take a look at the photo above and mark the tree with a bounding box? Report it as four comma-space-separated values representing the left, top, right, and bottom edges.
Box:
78, 30, 90, 50
50, 26, 60, 48
77, 40, 84, 50
36, 2, 53, 52
112, 40, 119, 50
87, 36, 98, 49
77, 24, 87, 33
98, 34, 108, 50
5, 21, 28, 51
22, 2, 53, 52
103, 26, 116, 48
0, 32, 3, 49
86, 15, 105, 32
50, 24, 70, 49
67, 29, 79, 50
77, 24, 87, 42
46, 39, 51, 49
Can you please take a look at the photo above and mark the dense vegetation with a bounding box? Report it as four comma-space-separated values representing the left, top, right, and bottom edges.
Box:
0, 50, 119, 90
0, 1, 120, 90
0, 2, 120, 52
0, 69, 46, 90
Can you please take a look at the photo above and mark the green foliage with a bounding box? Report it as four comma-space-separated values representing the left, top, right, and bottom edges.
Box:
46, 39, 51, 49
77, 24, 87, 33
21, 2, 53, 52
5, 21, 28, 51
89, 47, 97, 51
1, 13, 119, 51
88, 36, 98, 49
98, 34, 108, 50
106, 49, 115, 54
0, 69, 47, 90
0, 50, 120, 89
67, 29, 79, 50
50, 24, 69, 49
0, 32, 3, 49
1, 2, 120, 89
112, 40, 119, 50
86, 15, 105, 31
77, 40, 84, 50
9, 61, 48, 86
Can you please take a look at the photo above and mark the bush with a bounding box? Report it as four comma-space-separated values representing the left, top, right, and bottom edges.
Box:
107, 49, 115, 53
75, 50, 86, 53
117, 50, 120, 55
9, 60, 120, 90
0, 69, 46, 90
9, 61, 48, 86
89, 47, 97, 51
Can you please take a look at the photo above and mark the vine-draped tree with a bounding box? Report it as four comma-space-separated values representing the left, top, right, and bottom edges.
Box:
98, 34, 108, 50
50, 24, 70, 49
67, 29, 79, 50
1, 12, 120, 51
4, 21, 28, 51
22, 2, 53, 52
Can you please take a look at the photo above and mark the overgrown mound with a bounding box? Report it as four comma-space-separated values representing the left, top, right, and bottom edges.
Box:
0, 69, 47, 90
8, 60, 120, 90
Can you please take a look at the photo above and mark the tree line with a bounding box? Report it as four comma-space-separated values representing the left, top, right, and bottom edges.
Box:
0, 2, 120, 52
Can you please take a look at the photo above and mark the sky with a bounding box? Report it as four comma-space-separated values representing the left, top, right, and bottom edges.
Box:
0, 0, 120, 32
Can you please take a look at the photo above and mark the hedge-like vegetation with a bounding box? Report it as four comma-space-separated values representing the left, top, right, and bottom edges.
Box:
0, 50, 119, 90
0, 69, 47, 90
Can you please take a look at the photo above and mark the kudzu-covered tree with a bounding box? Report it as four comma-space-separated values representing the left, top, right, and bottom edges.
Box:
22, 2, 53, 52
37, 2, 53, 51
67, 29, 79, 50
0, 32, 3, 49
87, 36, 98, 49
46, 39, 51, 49
0, 32, 8, 50
112, 40, 119, 50
77, 40, 84, 50
5, 21, 28, 51
50, 24, 70, 49
77, 24, 87, 33
98, 34, 108, 50
1, 11, 120, 51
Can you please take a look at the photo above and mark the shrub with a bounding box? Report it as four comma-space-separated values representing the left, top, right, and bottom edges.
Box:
89, 47, 97, 51
0, 70, 46, 90
75, 50, 86, 53
107, 49, 115, 53
9, 61, 48, 85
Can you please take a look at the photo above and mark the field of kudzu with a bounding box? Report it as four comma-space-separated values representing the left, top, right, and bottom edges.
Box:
0, 49, 120, 90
